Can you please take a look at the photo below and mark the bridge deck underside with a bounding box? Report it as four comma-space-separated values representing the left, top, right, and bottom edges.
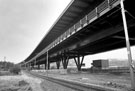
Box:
26, 0, 135, 65
25, 0, 104, 62
45, 4, 135, 63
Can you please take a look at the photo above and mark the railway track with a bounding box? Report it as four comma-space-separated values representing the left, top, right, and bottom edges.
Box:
26, 71, 117, 91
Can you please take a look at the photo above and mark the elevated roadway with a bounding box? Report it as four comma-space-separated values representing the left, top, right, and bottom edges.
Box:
20, 0, 135, 76
20, 0, 135, 89
21, 0, 135, 69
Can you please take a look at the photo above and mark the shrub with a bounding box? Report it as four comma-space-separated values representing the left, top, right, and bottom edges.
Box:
9, 66, 21, 74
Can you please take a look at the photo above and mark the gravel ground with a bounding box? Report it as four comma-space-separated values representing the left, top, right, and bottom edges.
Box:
1, 70, 131, 91
24, 71, 79, 91
33, 71, 133, 91
41, 79, 77, 91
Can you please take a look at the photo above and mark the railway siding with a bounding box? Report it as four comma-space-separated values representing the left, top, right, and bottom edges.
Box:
28, 70, 133, 91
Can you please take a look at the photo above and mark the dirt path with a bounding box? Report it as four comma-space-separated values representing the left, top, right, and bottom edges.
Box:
21, 71, 43, 91
0, 71, 43, 91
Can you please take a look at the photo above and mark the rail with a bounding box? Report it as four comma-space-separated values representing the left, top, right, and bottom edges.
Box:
28, 71, 115, 91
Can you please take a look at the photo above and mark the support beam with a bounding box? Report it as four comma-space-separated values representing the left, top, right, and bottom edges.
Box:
27, 64, 29, 68
46, 50, 50, 70
113, 36, 135, 41
28, 63, 30, 69
44, 51, 48, 70
30, 64, 32, 69
62, 56, 69, 69
34, 59, 36, 69
29, 63, 31, 70
74, 55, 84, 71
56, 61, 60, 69
25, 63, 27, 68
44, 62, 47, 70
38, 64, 40, 70
120, 0, 135, 90
31, 63, 34, 69
48, 59, 50, 70
46, 51, 48, 70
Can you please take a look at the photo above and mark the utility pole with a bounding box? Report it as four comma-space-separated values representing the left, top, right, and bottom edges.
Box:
120, 0, 135, 90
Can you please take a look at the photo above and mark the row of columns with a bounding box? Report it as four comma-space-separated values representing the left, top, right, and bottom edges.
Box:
24, 53, 85, 72
55, 54, 84, 71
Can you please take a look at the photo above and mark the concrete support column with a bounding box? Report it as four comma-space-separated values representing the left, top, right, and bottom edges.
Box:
31, 63, 34, 70
45, 50, 50, 70
30, 63, 32, 70
28, 63, 30, 70
27, 64, 29, 68
38, 64, 40, 70
62, 56, 69, 69
45, 61, 47, 70
56, 61, 60, 69
48, 59, 50, 70
74, 55, 84, 71
25, 63, 27, 68
26, 63, 29, 68
34, 59, 36, 69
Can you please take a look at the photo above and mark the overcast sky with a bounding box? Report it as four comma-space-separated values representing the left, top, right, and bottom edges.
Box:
0, 0, 71, 63
0, 0, 135, 64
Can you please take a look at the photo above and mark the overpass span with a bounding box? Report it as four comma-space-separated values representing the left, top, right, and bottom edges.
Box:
21, 0, 135, 72
20, 0, 135, 89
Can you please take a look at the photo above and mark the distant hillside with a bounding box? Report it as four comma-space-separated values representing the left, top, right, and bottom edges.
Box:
109, 59, 135, 67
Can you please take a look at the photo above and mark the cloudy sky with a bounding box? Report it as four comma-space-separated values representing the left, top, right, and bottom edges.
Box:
0, 0, 135, 64
0, 0, 71, 63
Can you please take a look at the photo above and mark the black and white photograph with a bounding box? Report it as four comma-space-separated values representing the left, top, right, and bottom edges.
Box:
0, 0, 135, 91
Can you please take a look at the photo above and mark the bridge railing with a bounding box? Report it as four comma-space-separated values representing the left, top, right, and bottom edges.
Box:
56, 0, 120, 46
87, 9, 97, 23
97, 0, 109, 14
67, 29, 70, 38
70, 26, 75, 35
61, 34, 63, 42
109, 0, 119, 6
64, 31, 67, 39
81, 16, 87, 27
75, 20, 82, 31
